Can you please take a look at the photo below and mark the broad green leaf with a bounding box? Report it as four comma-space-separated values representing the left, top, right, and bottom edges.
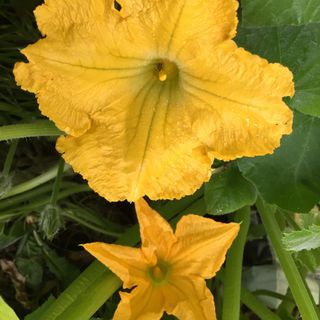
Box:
0, 296, 19, 320
238, 112, 320, 212
283, 225, 320, 251
236, 24, 320, 117
204, 165, 256, 215
241, 0, 320, 27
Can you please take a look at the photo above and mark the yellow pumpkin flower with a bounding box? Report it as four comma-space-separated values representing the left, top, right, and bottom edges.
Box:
83, 199, 240, 319
14, 0, 294, 201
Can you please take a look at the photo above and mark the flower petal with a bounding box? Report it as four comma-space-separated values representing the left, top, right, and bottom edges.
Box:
56, 80, 214, 201
83, 242, 148, 288
135, 199, 176, 260
164, 276, 216, 320
171, 215, 239, 278
118, 0, 238, 57
114, 285, 164, 320
14, 0, 156, 137
181, 41, 294, 160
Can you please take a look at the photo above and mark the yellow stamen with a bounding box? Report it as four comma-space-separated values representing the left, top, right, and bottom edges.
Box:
158, 69, 167, 82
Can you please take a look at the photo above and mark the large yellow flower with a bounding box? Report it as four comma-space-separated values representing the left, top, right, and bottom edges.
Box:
84, 199, 240, 319
14, 0, 294, 201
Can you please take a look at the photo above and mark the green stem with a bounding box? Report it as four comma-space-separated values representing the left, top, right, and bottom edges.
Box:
2, 139, 18, 176
0, 120, 62, 141
1, 163, 70, 199
254, 290, 294, 303
241, 288, 281, 320
0, 182, 81, 211
0, 185, 91, 216
257, 198, 320, 320
222, 206, 251, 320
62, 211, 121, 238
50, 159, 65, 205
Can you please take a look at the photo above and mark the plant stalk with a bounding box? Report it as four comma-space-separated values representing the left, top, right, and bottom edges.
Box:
222, 206, 251, 320
257, 198, 320, 320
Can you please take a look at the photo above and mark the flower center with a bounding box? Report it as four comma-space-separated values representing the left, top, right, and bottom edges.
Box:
155, 59, 179, 83
147, 260, 170, 285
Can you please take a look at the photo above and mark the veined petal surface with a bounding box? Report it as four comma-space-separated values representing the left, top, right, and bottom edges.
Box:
14, 0, 294, 201
171, 215, 239, 278
114, 285, 164, 320
135, 199, 176, 260
165, 276, 216, 320
83, 242, 148, 288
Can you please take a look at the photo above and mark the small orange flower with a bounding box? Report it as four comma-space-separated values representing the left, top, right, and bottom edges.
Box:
84, 199, 240, 319
14, 0, 294, 201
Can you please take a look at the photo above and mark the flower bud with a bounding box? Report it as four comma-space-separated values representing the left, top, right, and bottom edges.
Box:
39, 204, 64, 240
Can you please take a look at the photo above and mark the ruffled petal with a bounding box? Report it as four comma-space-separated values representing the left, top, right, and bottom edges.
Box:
83, 242, 148, 288
114, 285, 164, 320
56, 80, 214, 201
164, 276, 216, 320
171, 215, 239, 278
15, 0, 294, 202
180, 41, 294, 160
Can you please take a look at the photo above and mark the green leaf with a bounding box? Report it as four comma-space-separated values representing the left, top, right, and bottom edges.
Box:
296, 248, 320, 272
283, 225, 320, 251
241, 0, 320, 27
236, 24, 320, 117
0, 296, 19, 320
44, 245, 80, 287
16, 257, 43, 291
204, 165, 256, 215
238, 112, 320, 212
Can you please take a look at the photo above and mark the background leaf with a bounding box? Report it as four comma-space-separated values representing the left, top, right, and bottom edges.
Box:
238, 112, 320, 212
283, 225, 320, 251
204, 165, 256, 215
236, 23, 320, 118
241, 0, 320, 26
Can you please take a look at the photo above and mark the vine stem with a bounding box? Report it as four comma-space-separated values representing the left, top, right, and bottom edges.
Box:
1, 163, 70, 199
241, 288, 281, 320
0, 120, 62, 141
50, 158, 65, 205
257, 198, 320, 320
2, 139, 18, 176
222, 206, 251, 320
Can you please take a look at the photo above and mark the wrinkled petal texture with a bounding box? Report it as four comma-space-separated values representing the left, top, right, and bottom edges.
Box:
83, 242, 148, 288
165, 276, 216, 320
14, 0, 294, 201
114, 285, 165, 320
171, 215, 240, 278
135, 199, 176, 261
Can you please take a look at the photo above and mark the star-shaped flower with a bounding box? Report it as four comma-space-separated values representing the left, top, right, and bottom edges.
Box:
14, 0, 294, 201
83, 199, 240, 319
